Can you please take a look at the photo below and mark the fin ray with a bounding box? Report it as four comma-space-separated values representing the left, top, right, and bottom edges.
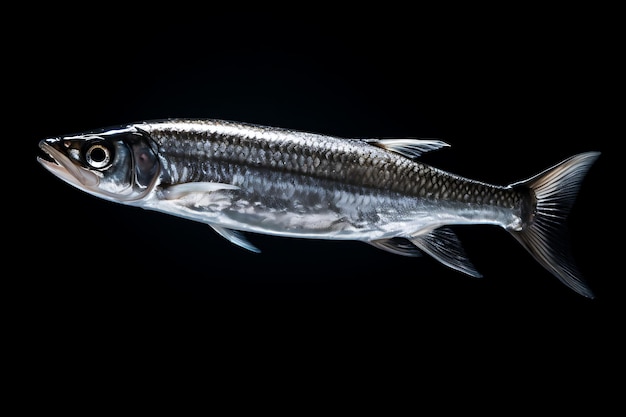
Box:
210, 225, 261, 253
163, 182, 240, 200
365, 138, 450, 159
510, 152, 600, 298
409, 227, 482, 278
368, 238, 422, 257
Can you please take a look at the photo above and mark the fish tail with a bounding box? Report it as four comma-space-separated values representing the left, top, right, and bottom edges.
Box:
509, 152, 600, 298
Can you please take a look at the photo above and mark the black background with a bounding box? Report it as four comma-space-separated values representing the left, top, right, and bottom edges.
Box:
12, 6, 621, 405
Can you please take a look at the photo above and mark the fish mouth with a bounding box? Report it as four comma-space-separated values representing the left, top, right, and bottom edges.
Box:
38, 140, 99, 189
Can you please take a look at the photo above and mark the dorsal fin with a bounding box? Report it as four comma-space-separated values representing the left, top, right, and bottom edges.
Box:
365, 138, 450, 159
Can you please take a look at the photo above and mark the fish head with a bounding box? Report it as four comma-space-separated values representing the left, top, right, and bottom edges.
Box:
38, 126, 160, 203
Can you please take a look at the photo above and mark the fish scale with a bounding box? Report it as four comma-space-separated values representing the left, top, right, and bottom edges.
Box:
146, 119, 515, 209
38, 118, 600, 297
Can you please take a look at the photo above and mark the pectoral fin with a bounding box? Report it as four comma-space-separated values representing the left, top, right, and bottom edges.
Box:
210, 225, 261, 253
163, 182, 240, 200
409, 227, 482, 278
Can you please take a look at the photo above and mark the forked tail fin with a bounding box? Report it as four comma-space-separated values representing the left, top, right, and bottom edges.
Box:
509, 152, 600, 298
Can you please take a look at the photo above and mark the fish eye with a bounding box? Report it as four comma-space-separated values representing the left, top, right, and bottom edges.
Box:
84, 141, 113, 169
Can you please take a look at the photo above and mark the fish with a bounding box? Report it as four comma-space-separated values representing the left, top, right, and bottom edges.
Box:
37, 118, 600, 297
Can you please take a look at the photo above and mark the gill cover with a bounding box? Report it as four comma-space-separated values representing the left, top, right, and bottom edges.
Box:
38, 126, 160, 202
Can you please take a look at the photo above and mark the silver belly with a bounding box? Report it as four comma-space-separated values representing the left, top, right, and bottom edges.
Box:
142, 168, 518, 241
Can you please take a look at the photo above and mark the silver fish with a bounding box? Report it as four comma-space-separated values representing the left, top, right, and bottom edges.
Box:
38, 119, 600, 297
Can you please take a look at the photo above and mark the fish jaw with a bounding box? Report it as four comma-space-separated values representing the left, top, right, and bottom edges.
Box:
38, 139, 144, 203
38, 140, 100, 191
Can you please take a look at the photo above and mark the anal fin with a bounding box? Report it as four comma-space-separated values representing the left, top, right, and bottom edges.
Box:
409, 227, 482, 277
368, 238, 422, 257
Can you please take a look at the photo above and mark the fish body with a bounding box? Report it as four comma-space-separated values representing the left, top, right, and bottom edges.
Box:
38, 119, 600, 297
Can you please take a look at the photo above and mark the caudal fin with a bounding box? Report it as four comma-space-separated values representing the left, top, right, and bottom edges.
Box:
510, 152, 600, 298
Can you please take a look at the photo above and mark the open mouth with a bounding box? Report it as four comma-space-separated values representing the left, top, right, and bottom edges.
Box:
37, 140, 99, 188
38, 140, 60, 166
